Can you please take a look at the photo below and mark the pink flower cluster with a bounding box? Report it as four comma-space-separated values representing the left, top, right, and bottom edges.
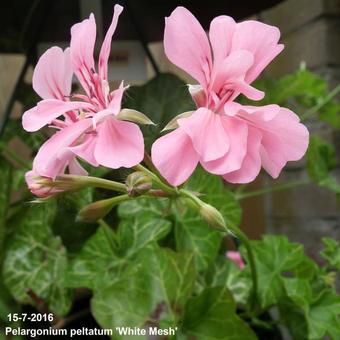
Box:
151, 7, 309, 186
23, 6, 309, 196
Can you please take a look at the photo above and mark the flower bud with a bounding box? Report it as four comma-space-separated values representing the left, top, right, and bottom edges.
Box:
226, 251, 245, 269
126, 171, 152, 197
199, 202, 227, 231
77, 195, 129, 223
25, 171, 63, 198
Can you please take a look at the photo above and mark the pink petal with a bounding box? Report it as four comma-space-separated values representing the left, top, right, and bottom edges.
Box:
33, 119, 92, 178
22, 99, 93, 132
201, 116, 248, 175
178, 108, 229, 162
70, 134, 99, 167
33, 47, 72, 100
68, 158, 88, 176
94, 118, 144, 169
209, 15, 236, 63
226, 251, 245, 269
237, 105, 309, 178
258, 108, 309, 178
108, 81, 126, 113
70, 13, 97, 95
164, 6, 212, 88
151, 128, 199, 186
98, 4, 123, 80
223, 127, 262, 184
232, 20, 284, 83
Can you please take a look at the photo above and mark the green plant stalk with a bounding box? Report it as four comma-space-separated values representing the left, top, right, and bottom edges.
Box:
134, 164, 178, 196
54, 175, 127, 192
236, 179, 309, 200
228, 224, 258, 313
180, 188, 258, 313
301, 84, 340, 121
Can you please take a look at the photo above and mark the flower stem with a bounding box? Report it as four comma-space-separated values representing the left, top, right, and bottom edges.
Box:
56, 175, 127, 192
227, 224, 258, 312
134, 164, 178, 196
236, 179, 309, 200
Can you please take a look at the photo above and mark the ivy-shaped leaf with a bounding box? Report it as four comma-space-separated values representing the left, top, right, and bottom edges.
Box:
307, 136, 340, 194
204, 256, 251, 305
243, 235, 305, 309
321, 237, 340, 270
3, 202, 72, 316
183, 286, 257, 339
92, 245, 196, 337
66, 214, 171, 289
283, 278, 340, 339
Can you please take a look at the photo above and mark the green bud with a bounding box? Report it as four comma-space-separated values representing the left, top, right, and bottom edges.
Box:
199, 202, 227, 231
77, 194, 129, 223
126, 171, 152, 197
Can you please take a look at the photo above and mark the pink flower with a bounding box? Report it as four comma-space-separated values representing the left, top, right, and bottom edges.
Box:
22, 5, 144, 180
226, 251, 245, 269
151, 7, 309, 186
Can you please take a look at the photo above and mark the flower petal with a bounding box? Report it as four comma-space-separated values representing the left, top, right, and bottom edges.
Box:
209, 15, 236, 63
164, 6, 212, 88
33, 47, 72, 100
94, 118, 144, 169
22, 99, 94, 132
98, 4, 123, 80
232, 20, 284, 83
238, 105, 309, 178
201, 116, 248, 175
70, 13, 97, 95
69, 134, 99, 167
151, 128, 199, 186
33, 119, 92, 178
178, 108, 229, 162
223, 127, 262, 183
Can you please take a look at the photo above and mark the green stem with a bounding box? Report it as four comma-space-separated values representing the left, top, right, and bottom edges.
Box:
236, 179, 309, 200
301, 84, 340, 121
56, 175, 127, 192
228, 224, 258, 312
134, 164, 178, 196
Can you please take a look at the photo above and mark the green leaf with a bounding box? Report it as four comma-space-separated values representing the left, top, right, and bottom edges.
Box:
204, 256, 251, 305
66, 211, 171, 289
92, 245, 196, 336
183, 286, 257, 339
283, 278, 340, 339
307, 290, 340, 339
244, 235, 305, 308
3, 202, 72, 316
321, 237, 340, 270
307, 136, 340, 194
0, 157, 12, 262
174, 217, 221, 272
52, 188, 98, 252
124, 73, 195, 149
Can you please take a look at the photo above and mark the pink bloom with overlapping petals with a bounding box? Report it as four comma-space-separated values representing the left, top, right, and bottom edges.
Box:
152, 7, 309, 186
22, 5, 144, 182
